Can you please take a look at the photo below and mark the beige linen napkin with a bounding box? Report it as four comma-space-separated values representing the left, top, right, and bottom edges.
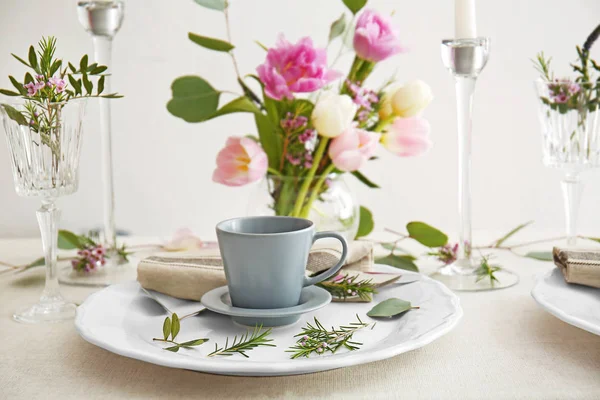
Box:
137, 240, 374, 301
553, 247, 600, 288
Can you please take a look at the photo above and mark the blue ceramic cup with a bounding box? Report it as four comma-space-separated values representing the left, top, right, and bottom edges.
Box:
216, 216, 348, 309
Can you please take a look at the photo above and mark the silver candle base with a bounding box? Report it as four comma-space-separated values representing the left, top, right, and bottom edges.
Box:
432, 37, 518, 291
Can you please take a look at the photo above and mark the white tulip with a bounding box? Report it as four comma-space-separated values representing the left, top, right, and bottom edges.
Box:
311, 92, 357, 138
390, 80, 433, 118
378, 82, 403, 120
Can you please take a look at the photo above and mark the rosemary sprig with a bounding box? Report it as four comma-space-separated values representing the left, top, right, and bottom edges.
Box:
474, 255, 501, 286
287, 315, 373, 359
208, 325, 275, 358
152, 313, 209, 353
317, 273, 377, 301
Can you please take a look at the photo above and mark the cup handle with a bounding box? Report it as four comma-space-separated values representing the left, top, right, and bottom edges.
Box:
303, 231, 348, 287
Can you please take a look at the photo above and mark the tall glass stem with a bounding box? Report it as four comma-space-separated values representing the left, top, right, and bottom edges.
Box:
561, 172, 583, 246
454, 76, 476, 272
37, 200, 64, 303
92, 36, 116, 251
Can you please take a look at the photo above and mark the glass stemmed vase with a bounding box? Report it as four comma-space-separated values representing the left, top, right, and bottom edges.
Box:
1, 99, 87, 323
535, 80, 600, 245
432, 37, 518, 291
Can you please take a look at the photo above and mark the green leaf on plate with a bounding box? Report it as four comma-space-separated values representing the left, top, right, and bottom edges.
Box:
180, 338, 209, 347
193, 0, 227, 11
165, 345, 180, 352
342, 0, 367, 14
57, 230, 82, 250
355, 206, 374, 239
0, 104, 28, 126
351, 170, 380, 188
188, 33, 234, 52
162, 316, 171, 340
166, 76, 221, 122
525, 251, 553, 261
329, 13, 346, 42
494, 221, 534, 247
171, 313, 180, 340
367, 298, 418, 318
406, 221, 448, 248
375, 254, 419, 272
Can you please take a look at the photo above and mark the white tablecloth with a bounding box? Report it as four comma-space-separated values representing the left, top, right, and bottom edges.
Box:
1, 234, 599, 399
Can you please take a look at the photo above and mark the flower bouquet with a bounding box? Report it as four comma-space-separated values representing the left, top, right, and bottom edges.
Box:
167, 0, 433, 237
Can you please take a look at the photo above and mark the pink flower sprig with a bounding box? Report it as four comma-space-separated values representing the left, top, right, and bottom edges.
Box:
316, 273, 376, 301
71, 244, 106, 273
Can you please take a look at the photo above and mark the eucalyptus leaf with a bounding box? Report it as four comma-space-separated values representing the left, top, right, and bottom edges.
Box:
406, 221, 448, 247
355, 206, 374, 239
166, 76, 221, 122
171, 313, 180, 340
525, 251, 553, 261
57, 230, 82, 250
165, 345, 180, 352
329, 13, 346, 42
367, 298, 417, 318
188, 33, 234, 52
342, 0, 367, 14
209, 96, 260, 119
180, 338, 209, 347
376, 254, 419, 272
162, 317, 171, 340
1, 104, 28, 126
193, 0, 227, 11
351, 170, 380, 188
494, 221, 534, 247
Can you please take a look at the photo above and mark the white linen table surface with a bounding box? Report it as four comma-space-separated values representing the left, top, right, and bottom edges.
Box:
1, 233, 599, 400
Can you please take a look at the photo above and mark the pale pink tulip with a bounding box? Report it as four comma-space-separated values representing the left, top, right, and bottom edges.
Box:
213, 137, 268, 186
353, 9, 406, 62
163, 228, 203, 252
328, 125, 380, 172
257, 35, 341, 100
382, 117, 432, 157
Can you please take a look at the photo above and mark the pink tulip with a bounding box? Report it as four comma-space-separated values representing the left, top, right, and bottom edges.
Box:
163, 228, 204, 251
328, 125, 380, 172
212, 137, 268, 186
353, 9, 406, 62
382, 117, 432, 157
257, 35, 341, 100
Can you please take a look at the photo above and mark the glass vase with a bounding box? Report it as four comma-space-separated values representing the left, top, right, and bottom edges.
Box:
1, 98, 87, 323
535, 80, 600, 245
247, 174, 359, 241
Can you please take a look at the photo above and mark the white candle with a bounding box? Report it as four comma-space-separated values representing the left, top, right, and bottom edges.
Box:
455, 0, 477, 39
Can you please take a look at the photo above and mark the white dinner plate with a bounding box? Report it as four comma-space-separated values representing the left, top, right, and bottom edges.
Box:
75, 265, 462, 376
531, 267, 600, 336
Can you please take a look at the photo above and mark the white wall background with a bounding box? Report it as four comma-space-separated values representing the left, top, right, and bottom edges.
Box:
1, 0, 600, 238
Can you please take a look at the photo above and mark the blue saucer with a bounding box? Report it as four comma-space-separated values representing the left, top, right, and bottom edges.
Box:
200, 286, 331, 327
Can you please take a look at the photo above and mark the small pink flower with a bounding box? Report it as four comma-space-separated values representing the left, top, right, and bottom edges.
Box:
382, 117, 432, 157
212, 137, 268, 186
257, 35, 341, 100
332, 273, 345, 283
48, 76, 66, 93
353, 9, 406, 62
23, 82, 38, 96
328, 125, 380, 172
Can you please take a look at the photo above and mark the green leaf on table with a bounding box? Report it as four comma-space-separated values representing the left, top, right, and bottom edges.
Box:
166, 76, 221, 123
79, 55, 88, 73
162, 316, 171, 340
193, 0, 227, 11
355, 206, 374, 239
329, 13, 347, 42
494, 221, 534, 247
180, 338, 209, 347
188, 33, 234, 52
28, 46, 38, 71
525, 251, 553, 261
342, 0, 367, 14
165, 345, 180, 352
0, 104, 28, 126
351, 170, 380, 188
406, 221, 448, 247
367, 298, 418, 318
376, 254, 419, 272
57, 230, 82, 250
171, 313, 180, 340
21, 257, 45, 272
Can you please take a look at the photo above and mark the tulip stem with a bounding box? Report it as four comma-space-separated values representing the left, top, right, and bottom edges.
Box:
299, 164, 336, 218
373, 116, 394, 132
291, 138, 329, 217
